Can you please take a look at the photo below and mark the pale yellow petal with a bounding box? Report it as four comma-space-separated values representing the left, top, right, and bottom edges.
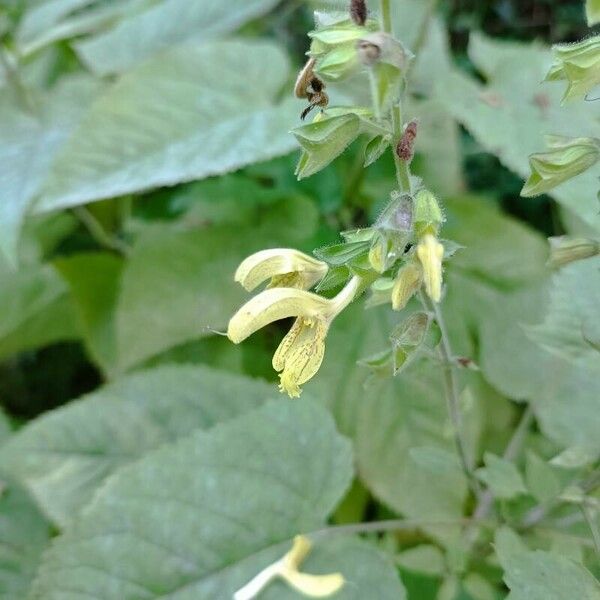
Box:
235, 249, 327, 291
284, 535, 313, 568
227, 288, 331, 344
283, 570, 345, 597
275, 319, 328, 397
417, 235, 444, 303
391, 262, 422, 310
272, 318, 304, 372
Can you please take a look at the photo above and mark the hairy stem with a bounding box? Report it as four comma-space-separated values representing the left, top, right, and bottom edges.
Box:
420, 291, 478, 495
379, 0, 411, 193
467, 405, 535, 543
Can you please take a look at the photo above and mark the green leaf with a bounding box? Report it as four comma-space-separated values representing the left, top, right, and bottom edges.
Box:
293, 114, 362, 179
30, 400, 405, 599
476, 453, 527, 500
0, 365, 276, 527
0, 262, 78, 361
54, 253, 123, 377
0, 77, 101, 264
528, 257, 600, 363
312, 306, 470, 547
0, 480, 51, 600
525, 451, 562, 503
115, 196, 318, 372
314, 240, 371, 266
364, 134, 390, 167
74, 0, 282, 75
495, 527, 600, 600
588, 0, 600, 25
440, 33, 600, 229
35, 40, 298, 214
16, 0, 149, 55
396, 545, 446, 576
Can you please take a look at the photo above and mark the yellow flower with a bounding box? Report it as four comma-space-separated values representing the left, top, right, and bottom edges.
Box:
416, 234, 444, 303
391, 261, 423, 310
234, 535, 344, 600
228, 273, 362, 396
521, 136, 600, 197
234, 248, 328, 291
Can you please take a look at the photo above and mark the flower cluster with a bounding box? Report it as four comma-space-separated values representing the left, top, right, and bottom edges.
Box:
228, 249, 361, 397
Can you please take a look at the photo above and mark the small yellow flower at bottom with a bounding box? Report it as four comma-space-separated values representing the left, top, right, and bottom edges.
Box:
234, 535, 344, 600
416, 234, 444, 303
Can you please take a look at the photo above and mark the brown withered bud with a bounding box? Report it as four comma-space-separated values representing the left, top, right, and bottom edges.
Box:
350, 0, 367, 26
396, 120, 418, 162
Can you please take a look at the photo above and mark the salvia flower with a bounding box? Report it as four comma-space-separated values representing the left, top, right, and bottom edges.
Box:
545, 36, 600, 103
229, 255, 362, 396
234, 535, 344, 600
392, 261, 423, 310
234, 248, 328, 291
521, 135, 600, 197
417, 234, 444, 303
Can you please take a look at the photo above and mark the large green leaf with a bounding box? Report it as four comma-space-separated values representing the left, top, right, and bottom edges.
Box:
0, 480, 51, 600
0, 365, 277, 527
440, 33, 600, 230
114, 196, 318, 372
0, 261, 78, 361
74, 0, 282, 74
34, 39, 299, 214
312, 305, 473, 546
0, 77, 101, 264
54, 252, 123, 377
495, 527, 600, 600
15, 0, 149, 55
528, 257, 600, 362
30, 400, 405, 599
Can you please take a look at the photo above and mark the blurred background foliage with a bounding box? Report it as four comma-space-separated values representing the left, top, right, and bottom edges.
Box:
0, 0, 599, 599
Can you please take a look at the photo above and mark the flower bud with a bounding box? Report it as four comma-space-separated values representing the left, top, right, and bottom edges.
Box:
391, 262, 423, 310
368, 231, 392, 273
413, 189, 444, 238
308, 18, 377, 81
548, 236, 600, 268
356, 32, 414, 71
521, 135, 600, 197
545, 35, 600, 103
416, 234, 444, 303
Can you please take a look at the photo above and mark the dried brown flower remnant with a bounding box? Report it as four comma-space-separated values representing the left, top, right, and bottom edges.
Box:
294, 57, 329, 120
350, 0, 367, 26
396, 120, 418, 162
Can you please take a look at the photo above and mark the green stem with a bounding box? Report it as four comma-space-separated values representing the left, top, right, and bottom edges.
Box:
310, 516, 491, 541
379, 0, 411, 193
420, 292, 478, 494
379, 0, 392, 34
73, 206, 131, 256
467, 405, 534, 544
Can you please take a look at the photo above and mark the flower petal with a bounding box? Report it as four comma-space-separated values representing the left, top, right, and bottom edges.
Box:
417, 235, 444, 303
283, 570, 345, 597
228, 288, 332, 344
235, 249, 327, 291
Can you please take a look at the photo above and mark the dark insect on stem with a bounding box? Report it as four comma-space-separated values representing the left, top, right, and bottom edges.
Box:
396, 120, 418, 162
295, 57, 329, 120
350, 0, 367, 26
